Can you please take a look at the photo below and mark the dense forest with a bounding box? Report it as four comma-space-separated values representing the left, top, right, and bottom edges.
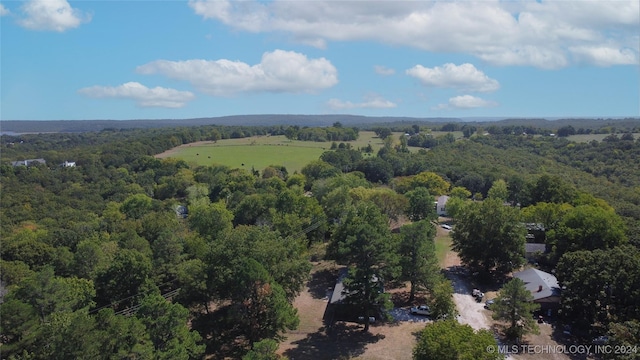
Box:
1, 120, 639, 359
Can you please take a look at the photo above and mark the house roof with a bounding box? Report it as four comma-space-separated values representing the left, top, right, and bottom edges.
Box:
329, 268, 381, 305
525, 243, 546, 254
513, 268, 561, 302
329, 268, 349, 304
11, 158, 46, 166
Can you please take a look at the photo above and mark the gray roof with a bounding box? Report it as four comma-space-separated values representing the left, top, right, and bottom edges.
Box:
11, 158, 46, 166
525, 243, 546, 254
513, 268, 561, 302
329, 268, 349, 304
329, 268, 380, 304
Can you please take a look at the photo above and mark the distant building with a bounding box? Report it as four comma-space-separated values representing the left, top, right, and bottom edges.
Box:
436, 195, 450, 216
62, 161, 76, 167
525, 243, 547, 262
11, 158, 46, 167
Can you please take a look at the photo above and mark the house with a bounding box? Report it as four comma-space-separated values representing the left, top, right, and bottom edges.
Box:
513, 268, 561, 309
174, 205, 188, 219
62, 161, 76, 167
11, 158, 46, 167
325, 268, 383, 324
525, 243, 547, 262
436, 195, 450, 216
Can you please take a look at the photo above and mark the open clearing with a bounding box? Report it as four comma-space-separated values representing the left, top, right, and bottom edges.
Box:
155, 131, 397, 173
278, 226, 455, 360
154, 130, 462, 173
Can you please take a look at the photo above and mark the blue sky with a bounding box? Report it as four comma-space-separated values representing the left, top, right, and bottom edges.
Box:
1, 0, 639, 121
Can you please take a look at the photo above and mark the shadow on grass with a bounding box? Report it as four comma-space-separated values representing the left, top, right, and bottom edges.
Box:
307, 268, 340, 300
283, 323, 385, 360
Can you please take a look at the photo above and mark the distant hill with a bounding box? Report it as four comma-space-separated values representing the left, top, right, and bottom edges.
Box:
1, 115, 638, 134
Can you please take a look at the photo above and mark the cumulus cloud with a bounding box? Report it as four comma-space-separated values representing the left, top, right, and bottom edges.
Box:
435, 95, 498, 110
569, 46, 638, 67
406, 63, 499, 92
78, 82, 195, 108
374, 65, 395, 76
187, 0, 639, 68
18, 0, 90, 32
136, 49, 338, 96
0, 4, 10, 16
327, 95, 397, 110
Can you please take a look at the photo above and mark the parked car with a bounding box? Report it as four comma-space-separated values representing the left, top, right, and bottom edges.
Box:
484, 299, 495, 309
357, 316, 376, 324
592, 336, 609, 345
472, 288, 484, 302
410, 305, 432, 316
441, 224, 452, 230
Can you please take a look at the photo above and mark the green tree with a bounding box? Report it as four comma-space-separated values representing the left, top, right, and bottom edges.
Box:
450, 186, 472, 199
405, 187, 437, 222
242, 339, 285, 360
231, 258, 299, 346
549, 205, 627, 261
556, 246, 640, 331
491, 278, 540, 342
373, 127, 393, 140
120, 193, 153, 220
606, 321, 640, 360
451, 198, 526, 278
413, 319, 503, 360
527, 174, 576, 206
93, 308, 154, 359
136, 294, 205, 360
429, 278, 457, 320
399, 220, 439, 302
330, 202, 398, 331
188, 200, 234, 241
95, 249, 153, 310
487, 179, 509, 202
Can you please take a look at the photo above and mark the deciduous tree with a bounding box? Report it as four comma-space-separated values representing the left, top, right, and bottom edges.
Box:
451, 198, 526, 278
413, 319, 503, 360
398, 220, 439, 302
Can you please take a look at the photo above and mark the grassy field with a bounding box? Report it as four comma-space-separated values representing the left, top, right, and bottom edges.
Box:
156, 131, 397, 173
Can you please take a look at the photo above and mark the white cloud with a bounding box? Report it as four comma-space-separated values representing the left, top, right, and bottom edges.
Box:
18, 0, 90, 32
327, 95, 397, 110
188, 0, 639, 68
0, 4, 10, 16
569, 46, 638, 67
78, 82, 195, 108
136, 49, 338, 96
406, 63, 499, 92
374, 65, 395, 76
435, 95, 497, 110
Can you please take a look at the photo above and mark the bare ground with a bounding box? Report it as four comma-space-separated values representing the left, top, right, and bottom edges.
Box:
279, 226, 570, 360
278, 261, 428, 360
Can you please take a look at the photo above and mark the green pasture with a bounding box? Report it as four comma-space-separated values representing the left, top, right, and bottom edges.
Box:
566, 133, 639, 143
435, 232, 453, 268
159, 130, 467, 172
161, 131, 393, 173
